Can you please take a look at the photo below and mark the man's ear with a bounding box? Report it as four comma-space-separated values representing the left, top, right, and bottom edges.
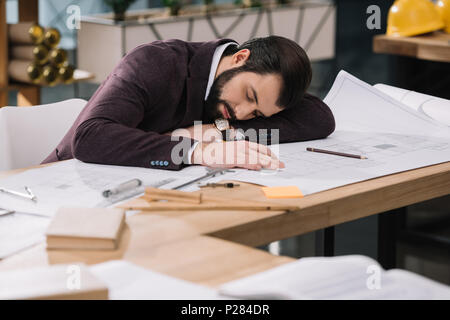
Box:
231, 49, 250, 66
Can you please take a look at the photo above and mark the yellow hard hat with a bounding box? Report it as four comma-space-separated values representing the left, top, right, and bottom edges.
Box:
387, 0, 444, 37
436, 0, 450, 33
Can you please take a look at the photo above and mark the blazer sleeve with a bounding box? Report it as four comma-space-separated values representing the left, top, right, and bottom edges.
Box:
229, 93, 335, 144
72, 74, 195, 171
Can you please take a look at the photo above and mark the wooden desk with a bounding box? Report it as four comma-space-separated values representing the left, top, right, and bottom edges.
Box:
373, 31, 450, 63
0, 161, 449, 288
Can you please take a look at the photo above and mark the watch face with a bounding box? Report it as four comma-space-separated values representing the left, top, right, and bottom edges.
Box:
215, 118, 230, 131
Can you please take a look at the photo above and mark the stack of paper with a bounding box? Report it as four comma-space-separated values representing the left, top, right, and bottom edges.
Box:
324, 71, 450, 137
219, 255, 450, 300
0, 263, 108, 300
89, 260, 222, 300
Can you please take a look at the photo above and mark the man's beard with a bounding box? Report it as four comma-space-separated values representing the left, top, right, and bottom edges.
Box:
203, 67, 246, 123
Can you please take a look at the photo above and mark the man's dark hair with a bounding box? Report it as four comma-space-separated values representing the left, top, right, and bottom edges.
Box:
222, 36, 312, 110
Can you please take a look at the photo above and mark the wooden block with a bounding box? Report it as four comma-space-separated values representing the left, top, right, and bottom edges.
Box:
46, 208, 126, 250
128, 202, 299, 212
145, 187, 203, 204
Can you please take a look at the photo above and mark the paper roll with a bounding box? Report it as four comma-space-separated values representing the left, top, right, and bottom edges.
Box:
10, 45, 34, 60
8, 22, 44, 44
58, 63, 75, 84
43, 28, 61, 48
42, 64, 59, 86
10, 45, 49, 63
8, 60, 42, 84
49, 48, 67, 67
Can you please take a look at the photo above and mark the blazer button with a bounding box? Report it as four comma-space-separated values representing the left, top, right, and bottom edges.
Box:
163, 161, 169, 166
150, 161, 155, 166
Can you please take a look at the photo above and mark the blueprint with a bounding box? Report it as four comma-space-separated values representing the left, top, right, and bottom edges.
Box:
0, 159, 209, 217
223, 131, 450, 195
0, 213, 50, 259
219, 71, 450, 195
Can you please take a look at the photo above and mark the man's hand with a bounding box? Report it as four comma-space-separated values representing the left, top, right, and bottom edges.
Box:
191, 140, 285, 170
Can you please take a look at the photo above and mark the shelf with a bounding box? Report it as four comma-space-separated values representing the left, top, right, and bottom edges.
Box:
0, 69, 96, 91
0, 0, 95, 107
373, 31, 450, 63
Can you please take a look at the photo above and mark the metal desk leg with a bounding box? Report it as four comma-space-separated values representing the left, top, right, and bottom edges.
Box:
378, 207, 406, 269
324, 226, 335, 256
315, 226, 335, 257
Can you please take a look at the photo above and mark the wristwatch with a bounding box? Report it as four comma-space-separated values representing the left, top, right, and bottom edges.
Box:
214, 118, 231, 141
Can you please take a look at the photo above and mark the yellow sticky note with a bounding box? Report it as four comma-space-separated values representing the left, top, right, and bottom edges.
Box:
261, 186, 303, 199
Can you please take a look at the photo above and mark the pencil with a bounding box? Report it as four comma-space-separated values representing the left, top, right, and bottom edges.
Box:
306, 147, 368, 160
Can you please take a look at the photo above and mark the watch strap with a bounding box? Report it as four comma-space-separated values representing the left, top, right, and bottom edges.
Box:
222, 129, 229, 141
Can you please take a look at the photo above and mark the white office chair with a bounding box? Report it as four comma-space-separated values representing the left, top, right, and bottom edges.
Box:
0, 99, 87, 171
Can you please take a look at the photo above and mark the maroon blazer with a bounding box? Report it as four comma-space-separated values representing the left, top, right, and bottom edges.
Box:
42, 39, 335, 170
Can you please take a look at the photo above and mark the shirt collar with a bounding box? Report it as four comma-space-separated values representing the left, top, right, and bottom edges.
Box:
204, 42, 238, 101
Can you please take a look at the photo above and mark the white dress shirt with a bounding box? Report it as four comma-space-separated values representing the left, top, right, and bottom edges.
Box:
186, 42, 238, 164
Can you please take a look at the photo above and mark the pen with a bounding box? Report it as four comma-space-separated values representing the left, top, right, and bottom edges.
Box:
102, 179, 143, 198
199, 183, 240, 188
306, 147, 368, 160
0, 186, 37, 202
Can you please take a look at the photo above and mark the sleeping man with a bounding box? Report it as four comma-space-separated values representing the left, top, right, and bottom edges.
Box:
42, 36, 335, 171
